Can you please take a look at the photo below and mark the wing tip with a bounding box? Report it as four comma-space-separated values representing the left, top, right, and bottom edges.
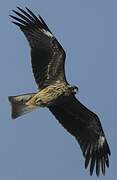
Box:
10, 7, 53, 36
84, 137, 111, 177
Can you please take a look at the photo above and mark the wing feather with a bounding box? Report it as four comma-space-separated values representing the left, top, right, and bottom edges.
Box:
49, 95, 111, 176
10, 7, 67, 89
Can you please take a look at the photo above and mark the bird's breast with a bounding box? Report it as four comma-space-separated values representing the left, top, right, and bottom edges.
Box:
27, 83, 73, 107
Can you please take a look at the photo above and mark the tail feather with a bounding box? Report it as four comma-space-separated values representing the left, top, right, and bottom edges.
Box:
8, 93, 37, 119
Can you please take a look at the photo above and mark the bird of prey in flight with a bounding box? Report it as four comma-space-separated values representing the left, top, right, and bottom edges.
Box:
8, 7, 111, 176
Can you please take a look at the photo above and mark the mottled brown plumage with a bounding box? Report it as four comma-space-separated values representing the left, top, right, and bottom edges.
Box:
8, 7, 111, 176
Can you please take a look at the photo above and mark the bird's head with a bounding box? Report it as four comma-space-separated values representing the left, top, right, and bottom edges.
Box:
69, 85, 79, 94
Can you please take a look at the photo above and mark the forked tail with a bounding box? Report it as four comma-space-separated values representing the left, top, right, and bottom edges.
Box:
8, 93, 37, 119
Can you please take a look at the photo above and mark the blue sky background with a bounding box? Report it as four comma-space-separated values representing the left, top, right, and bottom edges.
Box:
0, 0, 116, 179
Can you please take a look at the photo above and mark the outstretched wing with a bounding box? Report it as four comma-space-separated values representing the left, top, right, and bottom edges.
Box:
10, 7, 67, 89
49, 95, 111, 176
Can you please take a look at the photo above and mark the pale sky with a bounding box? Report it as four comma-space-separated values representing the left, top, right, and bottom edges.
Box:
0, 0, 116, 179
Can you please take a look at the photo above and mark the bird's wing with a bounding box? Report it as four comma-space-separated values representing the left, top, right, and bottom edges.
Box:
49, 95, 111, 176
10, 7, 67, 89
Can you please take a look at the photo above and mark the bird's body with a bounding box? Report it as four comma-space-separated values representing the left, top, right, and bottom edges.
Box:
26, 82, 76, 107
8, 7, 111, 176
9, 82, 76, 118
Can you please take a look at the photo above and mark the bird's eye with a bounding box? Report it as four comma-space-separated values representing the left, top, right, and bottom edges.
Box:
73, 86, 79, 94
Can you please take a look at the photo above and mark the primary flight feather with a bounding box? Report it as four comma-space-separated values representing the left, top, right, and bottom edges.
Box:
8, 7, 111, 176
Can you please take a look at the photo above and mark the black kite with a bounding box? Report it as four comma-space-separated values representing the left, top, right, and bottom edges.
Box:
8, 7, 111, 176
